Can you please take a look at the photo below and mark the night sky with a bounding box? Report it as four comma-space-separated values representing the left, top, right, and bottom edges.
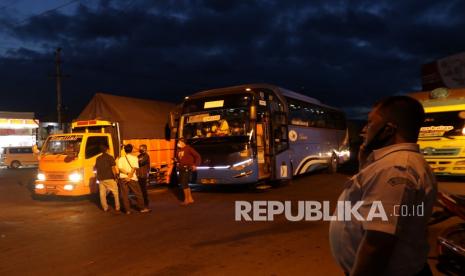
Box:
1, 0, 465, 120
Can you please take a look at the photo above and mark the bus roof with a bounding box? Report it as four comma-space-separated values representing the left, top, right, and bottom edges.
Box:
186, 83, 340, 111
409, 87, 465, 112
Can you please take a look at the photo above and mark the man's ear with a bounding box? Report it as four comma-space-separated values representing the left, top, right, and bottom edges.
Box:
384, 122, 397, 136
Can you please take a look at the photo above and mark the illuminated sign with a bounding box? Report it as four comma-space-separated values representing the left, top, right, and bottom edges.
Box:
204, 100, 224, 109
76, 120, 97, 126
187, 114, 221, 123
0, 118, 39, 129
49, 135, 82, 141
419, 125, 454, 137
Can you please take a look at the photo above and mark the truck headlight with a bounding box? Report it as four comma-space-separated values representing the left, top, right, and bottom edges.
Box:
69, 172, 82, 182
64, 184, 74, 191
231, 158, 253, 171
35, 183, 45, 189
37, 172, 46, 181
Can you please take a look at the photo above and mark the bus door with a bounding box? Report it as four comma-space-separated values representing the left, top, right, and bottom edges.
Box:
256, 111, 271, 179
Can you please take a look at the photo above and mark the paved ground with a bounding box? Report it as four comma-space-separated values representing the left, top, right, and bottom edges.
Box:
0, 167, 463, 275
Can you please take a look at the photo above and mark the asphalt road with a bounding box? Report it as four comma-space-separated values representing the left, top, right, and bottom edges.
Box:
0, 167, 463, 275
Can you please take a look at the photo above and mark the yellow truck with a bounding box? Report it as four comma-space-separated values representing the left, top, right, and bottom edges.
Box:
35, 93, 175, 196
410, 87, 465, 176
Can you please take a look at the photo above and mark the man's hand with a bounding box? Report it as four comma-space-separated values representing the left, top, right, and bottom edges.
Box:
192, 165, 197, 171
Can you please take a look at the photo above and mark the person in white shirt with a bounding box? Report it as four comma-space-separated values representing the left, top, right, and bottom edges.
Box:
117, 144, 150, 214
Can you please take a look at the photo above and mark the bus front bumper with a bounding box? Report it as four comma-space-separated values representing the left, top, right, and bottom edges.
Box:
193, 166, 259, 185
427, 158, 465, 176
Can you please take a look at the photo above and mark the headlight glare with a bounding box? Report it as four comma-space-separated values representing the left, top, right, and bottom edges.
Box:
64, 184, 74, 190
35, 183, 45, 189
37, 173, 46, 181
231, 158, 253, 171
69, 172, 82, 182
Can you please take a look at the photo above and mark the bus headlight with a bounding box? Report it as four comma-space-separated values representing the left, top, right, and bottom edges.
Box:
231, 159, 253, 171
37, 172, 46, 181
35, 183, 45, 189
69, 172, 83, 182
64, 184, 74, 191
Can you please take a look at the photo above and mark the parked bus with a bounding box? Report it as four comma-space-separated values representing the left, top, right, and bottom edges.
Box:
410, 87, 465, 176
173, 83, 349, 185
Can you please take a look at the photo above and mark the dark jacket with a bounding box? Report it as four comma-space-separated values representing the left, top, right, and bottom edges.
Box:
177, 145, 201, 167
137, 152, 150, 178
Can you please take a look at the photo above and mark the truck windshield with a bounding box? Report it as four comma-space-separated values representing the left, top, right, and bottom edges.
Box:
420, 111, 465, 138
42, 135, 83, 155
180, 108, 251, 142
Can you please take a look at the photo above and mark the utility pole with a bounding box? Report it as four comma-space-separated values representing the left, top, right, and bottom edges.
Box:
55, 48, 63, 128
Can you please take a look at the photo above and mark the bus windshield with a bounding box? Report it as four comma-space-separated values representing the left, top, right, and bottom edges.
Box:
420, 111, 465, 138
42, 135, 83, 155
180, 108, 251, 142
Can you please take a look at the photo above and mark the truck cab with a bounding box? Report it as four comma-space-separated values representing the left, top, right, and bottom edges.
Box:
35, 120, 116, 196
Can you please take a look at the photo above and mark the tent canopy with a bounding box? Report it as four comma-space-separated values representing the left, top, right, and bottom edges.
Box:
77, 93, 175, 139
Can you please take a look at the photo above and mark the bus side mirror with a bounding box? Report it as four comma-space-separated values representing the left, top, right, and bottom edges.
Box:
164, 123, 171, 141
169, 112, 177, 129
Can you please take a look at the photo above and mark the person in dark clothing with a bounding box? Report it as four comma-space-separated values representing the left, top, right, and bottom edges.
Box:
176, 138, 201, 205
137, 144, 150, 207
94, 144, 120, 212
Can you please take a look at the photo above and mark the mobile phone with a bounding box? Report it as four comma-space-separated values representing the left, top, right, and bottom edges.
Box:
363, 124, 387, 152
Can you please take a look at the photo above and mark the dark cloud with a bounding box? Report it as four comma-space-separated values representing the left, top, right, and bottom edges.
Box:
1, 0, 465, 120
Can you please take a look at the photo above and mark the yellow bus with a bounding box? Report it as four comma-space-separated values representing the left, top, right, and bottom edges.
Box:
410, 87, 465, 176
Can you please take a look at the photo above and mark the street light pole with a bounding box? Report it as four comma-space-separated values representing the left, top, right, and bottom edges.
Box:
55, 47, 63, 129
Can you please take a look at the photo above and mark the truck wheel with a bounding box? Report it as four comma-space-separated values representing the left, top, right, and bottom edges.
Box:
10, 160, 21, 169
327, 154, 338, 174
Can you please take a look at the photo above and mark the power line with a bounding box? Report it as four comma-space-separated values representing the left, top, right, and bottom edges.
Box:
15, 0, 80, 25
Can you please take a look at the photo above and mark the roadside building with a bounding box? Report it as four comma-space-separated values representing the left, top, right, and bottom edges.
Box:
0, 111, 39, 151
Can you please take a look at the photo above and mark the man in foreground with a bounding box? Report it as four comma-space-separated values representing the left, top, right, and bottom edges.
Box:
329, 96, 437, 276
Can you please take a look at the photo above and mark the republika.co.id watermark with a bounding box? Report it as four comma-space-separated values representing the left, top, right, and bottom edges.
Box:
235, 201, 425, 222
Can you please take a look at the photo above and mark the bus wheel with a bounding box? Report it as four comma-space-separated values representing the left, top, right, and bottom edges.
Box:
327, 154, 338, 174
10, 160, 21, 169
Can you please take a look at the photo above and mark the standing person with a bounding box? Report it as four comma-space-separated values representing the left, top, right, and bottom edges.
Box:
117, 144, 150, 214
137, 144, 150, 208
94, 144, 120, 212
329, 96, 437, 276
177, 137, 201, 205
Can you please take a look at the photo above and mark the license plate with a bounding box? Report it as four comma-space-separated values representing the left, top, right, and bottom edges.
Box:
46, 185, 56, 190
200, 178, 217, 184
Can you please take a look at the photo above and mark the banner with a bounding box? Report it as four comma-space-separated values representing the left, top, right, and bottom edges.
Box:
422, 52, 465, 90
